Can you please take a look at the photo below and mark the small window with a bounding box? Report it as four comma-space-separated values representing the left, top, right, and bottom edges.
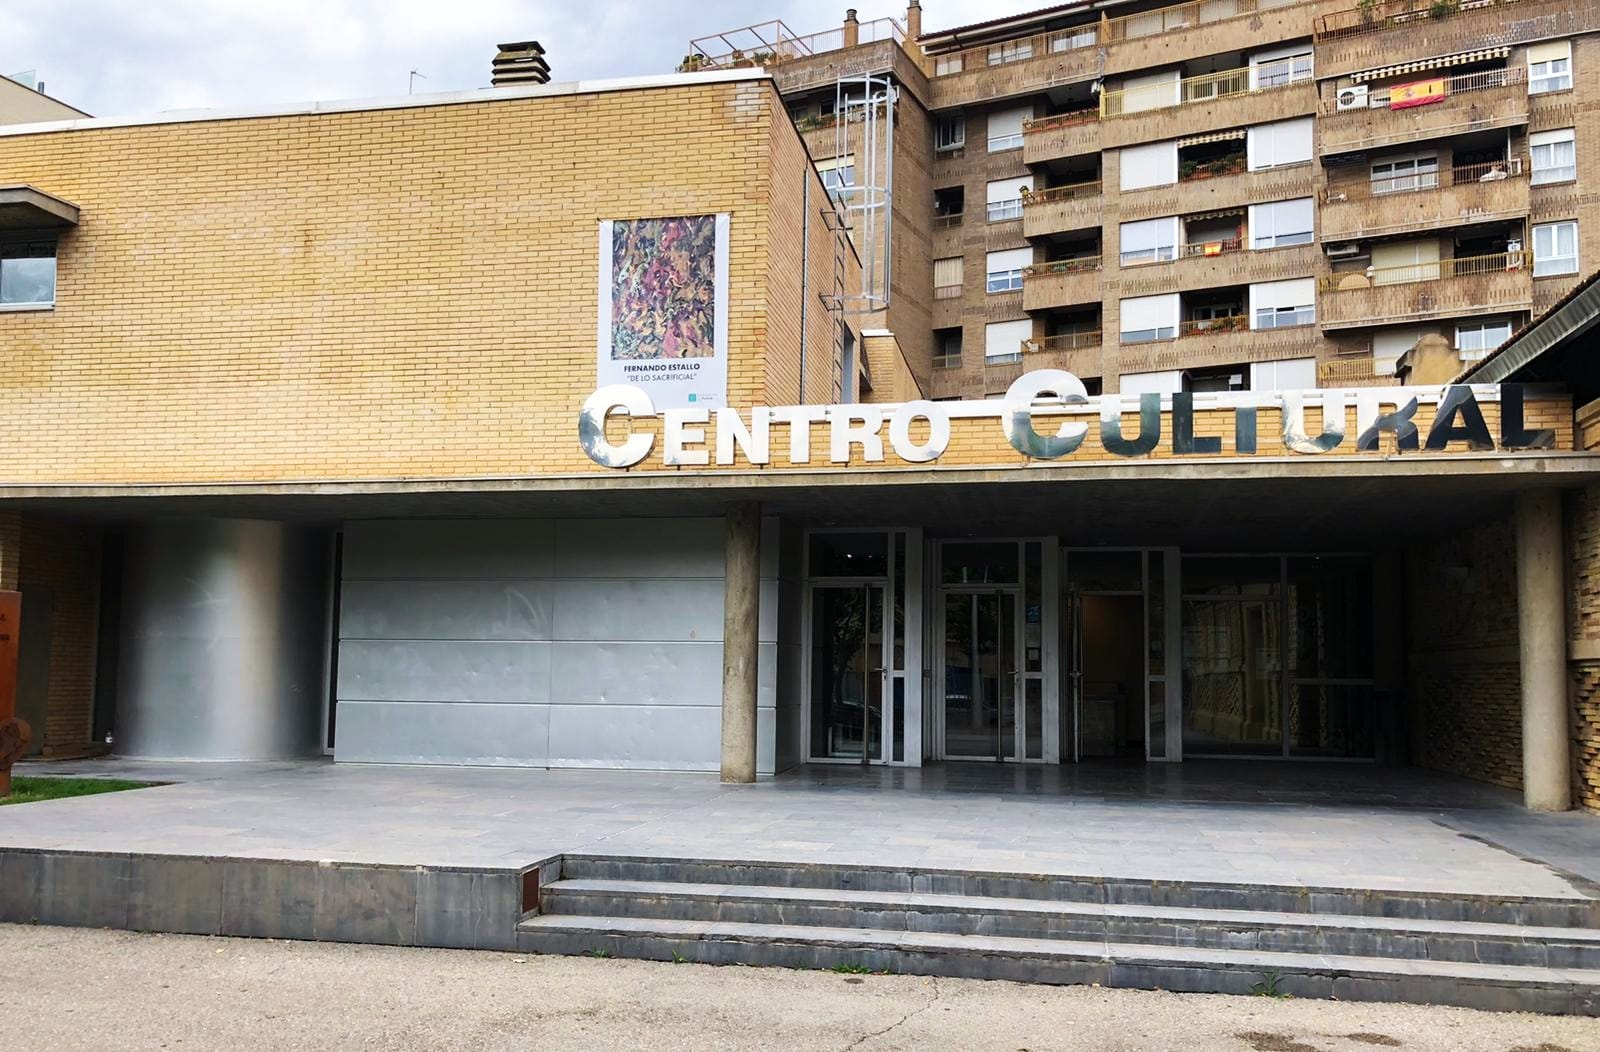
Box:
1530, 129, 1577, 186
1533, 220, 1579, 277
987, 40, 1033, 66
0, 240, 56, 308
1370, 154, 1438, 195
933, 328, 962, 369
1248, 198, 1314, 249
935, 114, 965, 151
1529, 41, 1573, 94
1183, 365, 1248, 393
1253, 51, 1313, 89
935, 54, 964, 76
1456, 319, 1514, 361
1119, 217, 1178, 266
1254, 304, 1314, 329
985, 249, 1030, 294
934, 256, 964, 296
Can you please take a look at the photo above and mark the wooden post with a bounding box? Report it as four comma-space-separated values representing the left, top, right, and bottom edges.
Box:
0, 592, 26, 796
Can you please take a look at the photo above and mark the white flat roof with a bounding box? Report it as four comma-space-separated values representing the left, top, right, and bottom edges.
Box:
0, 68, 770, 138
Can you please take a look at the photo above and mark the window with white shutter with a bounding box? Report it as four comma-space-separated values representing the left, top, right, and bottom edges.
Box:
1119, 217, 1178, 265
1248, 198, 1314, 249
1246, 118, 1313, 171
985, 248, 1032, 293
1531, 129, 1576, 186
1528, 40, 1572, 94
1120, 141, 1178, 190
986, 106, 1030, 151
985, 319, 1032, 361
1248, 278, 1315, 330
1119, 293, 1178, 343
985, 176, 1033, 222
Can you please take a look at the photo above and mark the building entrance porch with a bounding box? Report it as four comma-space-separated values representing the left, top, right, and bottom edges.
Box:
803, 530, 1385, 770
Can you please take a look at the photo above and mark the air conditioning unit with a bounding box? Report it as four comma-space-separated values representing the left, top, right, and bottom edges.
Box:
1326, 242, 1362, 259
1336, 85, 1369, 111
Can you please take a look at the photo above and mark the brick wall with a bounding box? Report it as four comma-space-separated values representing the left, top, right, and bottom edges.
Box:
17, 516, 100, 755
1404, 513, 1523, 790
0, 77, 855, 483
1565, 482, 1600, 810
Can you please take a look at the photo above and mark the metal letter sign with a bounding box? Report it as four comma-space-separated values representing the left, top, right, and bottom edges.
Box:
578, 372, 1547, 469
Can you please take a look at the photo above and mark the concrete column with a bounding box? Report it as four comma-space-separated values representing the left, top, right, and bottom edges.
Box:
720, 502, 762, 783
1516, 490, 1572, 811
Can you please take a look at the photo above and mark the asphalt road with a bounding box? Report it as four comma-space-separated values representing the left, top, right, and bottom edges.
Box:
3, 924, 1596, 1051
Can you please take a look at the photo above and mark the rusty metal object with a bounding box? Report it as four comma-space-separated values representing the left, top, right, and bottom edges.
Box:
0, 591, 21, 796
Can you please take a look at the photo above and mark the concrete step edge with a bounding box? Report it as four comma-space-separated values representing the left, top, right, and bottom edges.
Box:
555, 854, 1600, 926
517, 913, 1600, 987
541, 878, 1600, 942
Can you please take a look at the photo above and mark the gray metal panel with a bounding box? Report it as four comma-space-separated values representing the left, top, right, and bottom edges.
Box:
550, 518, 723, 578
545, 704, 717, 769
116, 519, 329, 760
550, 579, 725, 642
334, 700, 550, 766
547, 641, 776, 708
340, 580, 554, 641
338, 640, 551, 704
341, 520, 554, 579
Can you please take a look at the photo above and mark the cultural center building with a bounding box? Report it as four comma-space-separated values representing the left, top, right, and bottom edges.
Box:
2, 0, 1599, 814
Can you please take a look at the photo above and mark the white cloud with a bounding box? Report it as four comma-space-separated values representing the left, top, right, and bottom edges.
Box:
4, 0, 1013, 118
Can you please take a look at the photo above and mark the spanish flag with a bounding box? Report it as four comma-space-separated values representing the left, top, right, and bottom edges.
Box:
1389, 78, 1447, 109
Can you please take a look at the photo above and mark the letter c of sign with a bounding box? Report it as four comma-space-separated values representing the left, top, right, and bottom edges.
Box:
579, 385, 656, 468
1001, 369, 1090, 459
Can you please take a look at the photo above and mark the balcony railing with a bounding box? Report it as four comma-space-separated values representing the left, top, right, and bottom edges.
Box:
1178, 315, 1251, 337
1023, 256, 1103, 277
1318, 250, 1529, 291
1101, 63, 1310, 117
685, 17, 904, 69
1316, 0, 1526, 42
1321, 66, 1521, 114
934, 212, 963, 229
1023, 107, 1100, 134
1178, 237, 1245, 259
1323, 157, 1524, 201
1023, 331, 1102, 353
930, 24, 1098, 77
1022, 180, 1101, 206
1104, 0, 1311, 41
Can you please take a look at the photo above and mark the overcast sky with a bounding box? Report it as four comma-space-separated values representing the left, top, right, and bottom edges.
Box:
5, 0, 1005, 118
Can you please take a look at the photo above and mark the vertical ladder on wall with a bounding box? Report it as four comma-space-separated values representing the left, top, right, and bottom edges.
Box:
821, 206, 850, 400
831, 72, 895, 315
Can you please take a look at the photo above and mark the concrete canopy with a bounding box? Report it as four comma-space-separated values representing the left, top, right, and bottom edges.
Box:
2, 453, 1596, 550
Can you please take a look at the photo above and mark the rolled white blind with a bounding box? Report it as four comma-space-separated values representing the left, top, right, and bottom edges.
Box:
987, 105, 1030, 139
986, 248, 1033, 274
986, 176, 1033, 203
1120, 141, 1178, 190
1119, 293, 1178, 335
985, 319, 1032, 358
1527, 40, 1570, 64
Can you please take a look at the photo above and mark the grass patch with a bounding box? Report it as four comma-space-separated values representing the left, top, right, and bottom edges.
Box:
1, 776, 153, 806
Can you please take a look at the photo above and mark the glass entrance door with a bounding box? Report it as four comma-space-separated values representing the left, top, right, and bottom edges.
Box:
941, 590, 1019, 760
809, 583, 887, 762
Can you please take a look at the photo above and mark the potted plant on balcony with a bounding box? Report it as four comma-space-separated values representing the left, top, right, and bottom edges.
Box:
1357, 0, 1379, 23
677, 54, 706, 72
1428, 0, 1458, 18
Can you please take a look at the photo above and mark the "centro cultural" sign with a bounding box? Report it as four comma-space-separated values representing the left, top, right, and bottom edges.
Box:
579, 369, 1555, 469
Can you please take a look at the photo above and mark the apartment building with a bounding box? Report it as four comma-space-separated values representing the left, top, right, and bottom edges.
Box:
687, 0, 1598, 398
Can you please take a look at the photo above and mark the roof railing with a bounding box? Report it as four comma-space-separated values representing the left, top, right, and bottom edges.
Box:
1316, 0, 1524, 42
683, 16, 904, 70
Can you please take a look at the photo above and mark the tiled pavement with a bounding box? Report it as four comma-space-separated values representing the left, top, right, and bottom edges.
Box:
5, 757, 1598, 898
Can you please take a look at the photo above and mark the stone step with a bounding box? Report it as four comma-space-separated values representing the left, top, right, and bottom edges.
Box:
540, 878, 1600, 969
515, 913, 1600, 1016
558, 854, 1600, 928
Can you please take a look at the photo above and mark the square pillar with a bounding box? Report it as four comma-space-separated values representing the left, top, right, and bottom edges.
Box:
720, 502, 761, 783
1516, 490, 1572, 811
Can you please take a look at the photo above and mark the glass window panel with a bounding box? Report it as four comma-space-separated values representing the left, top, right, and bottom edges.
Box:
809, 586, 870, 759
1182, 555, 1280, 596
1025, 543, 1042, 672
1181, 597, 1283, 755
1288, 683, 1375, 757
1147, 678, 1166, 759
0, 254, 56, 306
1287, 556, 1374, 679
1147, 551, 1165, 677
892, 532, 907, 669
892, 677, 906, 762
809, 532, 889, 577
1024, 677, 1043, 760
1065, 549, 1142, 591
941, 541, 1019, 584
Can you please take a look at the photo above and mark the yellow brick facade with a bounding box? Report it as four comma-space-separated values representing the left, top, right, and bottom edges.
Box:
0, 77, 858, 485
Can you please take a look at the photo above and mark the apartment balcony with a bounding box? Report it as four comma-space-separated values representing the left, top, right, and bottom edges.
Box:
1318, 355, 1388, 388
1102, 0, 1316, 77
1119, 162, 1316, 222
1022, 109, 1102, 164
1021, 182, 1102, 238
1099, 70, 1317, 151
1116, 242, 1320, 297
1116, 317, 1320, 373
987, 332, 1105, 387
926, 27, 1100, 110
1022, 258, 1103, 311
1320, 159, 1530, 242
1314, 0, 1596, 80
1319, 67, 1529, 157
1317, 251, 1532, 329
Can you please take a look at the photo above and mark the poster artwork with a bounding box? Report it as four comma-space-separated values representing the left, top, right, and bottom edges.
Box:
596, 213, 729, 410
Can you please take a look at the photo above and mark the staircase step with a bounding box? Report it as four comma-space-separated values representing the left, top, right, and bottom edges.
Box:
558, 854, 1600, 928
540, 878, 1600, 969
516, 912, 1600, 1016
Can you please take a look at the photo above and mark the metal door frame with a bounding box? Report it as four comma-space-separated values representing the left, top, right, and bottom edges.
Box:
930, 538, 1053, 764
